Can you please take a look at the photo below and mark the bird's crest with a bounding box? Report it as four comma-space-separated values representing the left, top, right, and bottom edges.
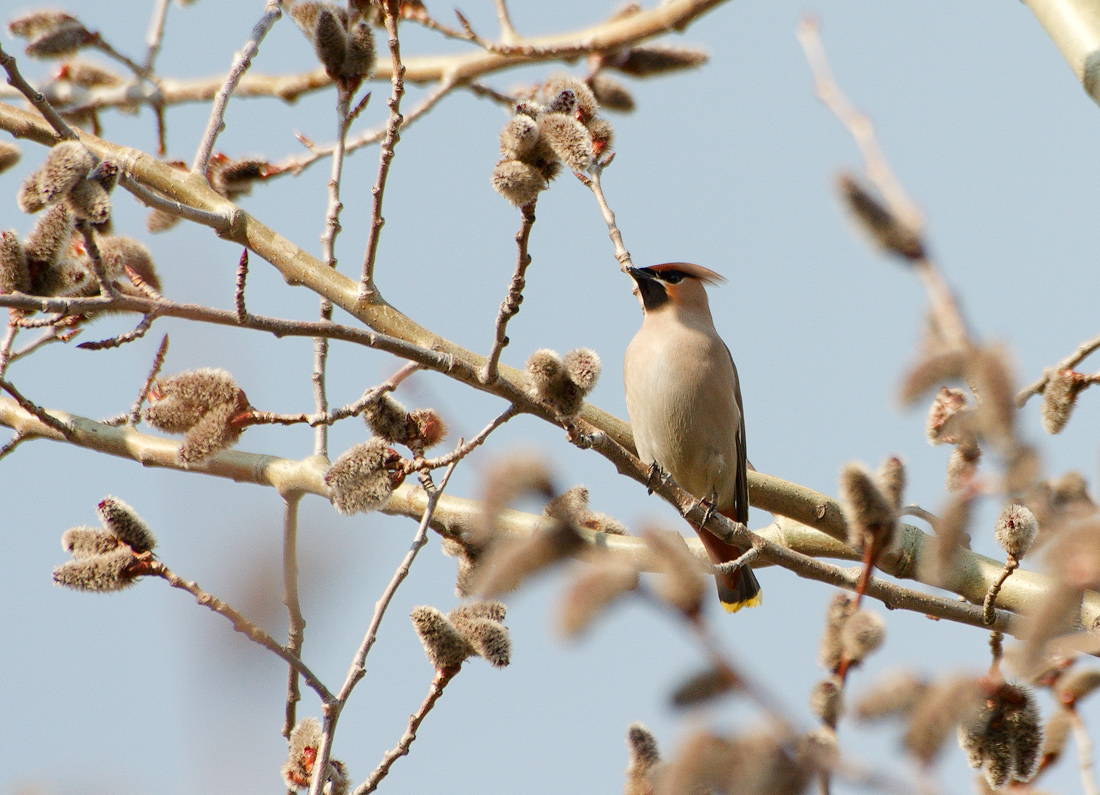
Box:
649, 262, 727, 286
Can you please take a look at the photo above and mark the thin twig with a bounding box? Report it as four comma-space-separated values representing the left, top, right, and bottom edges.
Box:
143, 0, 172, 73
797, 17, 969, 349
576, 164, 633, 270
242, 362, 422, 429
314, 85, 354, 458
282, 492, 306, 739
0, 431, 28, 462
983, 558, 1019, 626
8, 325, 79, 363
0, 42, 77, 140
129, 334, 169, 425
0, 320, 18, 377
1018, 331, 1100, 406
273, 78, 452, 177
1070, 709, 1100, 795
147, 560, 333, 702
0, 377, 72, 436
407, 404, 519, 473
308, 462, 458, 795
901, 504, 938, 526
78, 312, 156, 350
191, 0, 282, 176
713, 546, 759, 576
494, 0, 519, 43
354, 666, 460, 795
480, 203, 536, 384
235, 249, 249, 322
358, 0, 407, 299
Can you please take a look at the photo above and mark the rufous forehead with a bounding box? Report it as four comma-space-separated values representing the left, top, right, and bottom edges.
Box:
649, 262, 727, 285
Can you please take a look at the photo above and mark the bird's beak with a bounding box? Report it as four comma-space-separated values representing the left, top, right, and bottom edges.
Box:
626, 266, 653, 283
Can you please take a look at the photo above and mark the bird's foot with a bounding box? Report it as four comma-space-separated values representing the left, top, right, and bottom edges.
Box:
697, 490, 719, 527
644, 462, 666, 495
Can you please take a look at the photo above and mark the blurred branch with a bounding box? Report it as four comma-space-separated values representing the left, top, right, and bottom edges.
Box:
282, 492, 306, 739
4, 396, 1092, 636
1021, 0, 1100, 107
1018, 330, 1100, 406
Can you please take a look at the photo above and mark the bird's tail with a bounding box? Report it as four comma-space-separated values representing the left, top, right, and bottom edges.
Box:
693, 524, 762, 613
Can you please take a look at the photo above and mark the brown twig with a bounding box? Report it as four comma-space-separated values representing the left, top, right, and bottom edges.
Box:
119, 174, 233, 232
353, 666, 460, 795
358, 1, 407, 299
480, 203, 536, 384
235, 249, 249, 322
191, 0, 283, 176
282, 492, 306, 740
0, 320, 18, 377
128, 333, 169, 425
308, 462, 457, 795
313, 83, 355, 458
273, 77, 452, 177
147, 559, 333, 702
983, 557, 1019, 626
143, 0, 172, 74
576, 164, 633, 270
0, 43, 78, 140
78, 312, 157, 350
0, 377, 72, 436
0, 431, 28, 462
405, 404, 519, 473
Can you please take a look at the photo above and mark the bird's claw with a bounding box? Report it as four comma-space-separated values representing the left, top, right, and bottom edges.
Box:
698, 491, 719, 527
644, 462, 665, 494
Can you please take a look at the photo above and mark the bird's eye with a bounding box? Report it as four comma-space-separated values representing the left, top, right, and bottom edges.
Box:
661, 271, 685, 284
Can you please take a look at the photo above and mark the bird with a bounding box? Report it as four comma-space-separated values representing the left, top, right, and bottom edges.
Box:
623, 262, 761, 612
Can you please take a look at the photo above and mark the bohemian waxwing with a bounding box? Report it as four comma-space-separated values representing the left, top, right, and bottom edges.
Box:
623, 263, 761, 612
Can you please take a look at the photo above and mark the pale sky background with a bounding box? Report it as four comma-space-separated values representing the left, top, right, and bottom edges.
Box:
3, 1, 1100, 793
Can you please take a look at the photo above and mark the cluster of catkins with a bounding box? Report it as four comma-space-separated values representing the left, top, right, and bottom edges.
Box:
145, 369, 251, 467
53, 497, 156, 592
0, 141, 161, 306
287, 1, 375, 91
281, 718, 348, 795
324, 393, 447, 515
409, 600, 511, 669
491, 75, 615, 207
524, 347, 600, 417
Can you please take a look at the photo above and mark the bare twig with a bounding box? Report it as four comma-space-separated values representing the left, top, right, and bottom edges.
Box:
313, 84, 355, 458
308, 463, 458, 795
282, 492, 306, 739
983, 557, 1019, 625
0, 321, 18, 377
576, 164, 633, 270
78, 313, 157, 350
234, 249, 249, 322
0, 42, 77, 140
797, 17, 969, 348
274, 78, 453, 177
143, 0, 172, 74
407, 404, 519, 473
1071, 709, 1100, 795
358, 1, 407, 299
191, 0, 283, 176
147, 560, 333, 702
119, 174, 233, 233
1018, 331, 1100, 406
0, 378, 72, 436
494, 0, 519, 44
480, 203, 536, 384
128, 334, 170, 425
354, 666, 460, 795
0, 431, 28, 462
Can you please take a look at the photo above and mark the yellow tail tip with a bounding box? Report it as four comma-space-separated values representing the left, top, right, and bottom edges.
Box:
721, 591, 763, 613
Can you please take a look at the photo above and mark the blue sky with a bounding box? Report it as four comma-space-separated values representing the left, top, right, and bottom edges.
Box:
3, 1, 1100, 793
